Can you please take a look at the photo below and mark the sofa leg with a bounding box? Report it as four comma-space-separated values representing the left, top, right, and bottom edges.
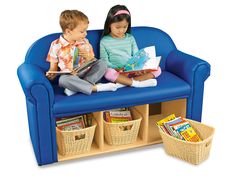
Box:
187, 90, 204, 122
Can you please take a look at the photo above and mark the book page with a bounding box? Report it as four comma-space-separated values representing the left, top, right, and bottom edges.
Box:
121, 46, 161, 75
143, 56, 161, 70
144, 46, 156, 59
73, 58, 97, 73
46, 70, 71, 74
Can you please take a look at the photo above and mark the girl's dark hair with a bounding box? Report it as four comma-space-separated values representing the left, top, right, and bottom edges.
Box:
102, 5, 131, 37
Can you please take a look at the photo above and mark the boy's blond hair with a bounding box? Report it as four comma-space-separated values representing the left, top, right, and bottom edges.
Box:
59, 10, 89, 33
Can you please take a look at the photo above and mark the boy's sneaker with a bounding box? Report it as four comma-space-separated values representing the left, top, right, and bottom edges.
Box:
64, 88, 77, 96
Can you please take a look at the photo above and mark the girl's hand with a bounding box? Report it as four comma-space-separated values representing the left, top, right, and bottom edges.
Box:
135, 70, 147, 76
116, 67, 124, 72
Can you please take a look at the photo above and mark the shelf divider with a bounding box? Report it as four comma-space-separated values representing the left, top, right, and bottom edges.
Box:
93, 111, 104, 150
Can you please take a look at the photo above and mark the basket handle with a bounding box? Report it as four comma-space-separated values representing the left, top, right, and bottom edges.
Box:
119, 124, 133, 131
205, 139, 212, 148
74, 133, 86, 141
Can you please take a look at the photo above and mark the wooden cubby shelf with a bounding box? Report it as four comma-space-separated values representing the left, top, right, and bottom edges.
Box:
57, 98, 187, 162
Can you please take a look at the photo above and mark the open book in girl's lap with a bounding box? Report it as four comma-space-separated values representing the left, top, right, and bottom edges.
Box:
120, 46, 161, 75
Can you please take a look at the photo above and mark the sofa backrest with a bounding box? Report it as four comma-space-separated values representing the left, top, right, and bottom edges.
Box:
24, 26, 176, 71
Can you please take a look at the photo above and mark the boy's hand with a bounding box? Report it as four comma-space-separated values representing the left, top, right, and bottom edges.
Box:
78, 45, 94, 61
46, 62, 59, 80
46, 72, 57, 80
78, 46, 90, 60
70, 69, 78, 76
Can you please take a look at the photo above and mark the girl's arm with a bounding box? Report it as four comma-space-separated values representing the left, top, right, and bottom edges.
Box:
100, 42, 117, 68
131, 36, 139, 56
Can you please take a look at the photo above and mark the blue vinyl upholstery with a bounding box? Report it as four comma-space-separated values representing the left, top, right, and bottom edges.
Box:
17, 26, 210, 165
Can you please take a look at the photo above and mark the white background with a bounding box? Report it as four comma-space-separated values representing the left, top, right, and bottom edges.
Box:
1, 0, 235, 176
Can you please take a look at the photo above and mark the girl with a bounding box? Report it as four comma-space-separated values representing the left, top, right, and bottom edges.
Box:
100, 5, 162, 88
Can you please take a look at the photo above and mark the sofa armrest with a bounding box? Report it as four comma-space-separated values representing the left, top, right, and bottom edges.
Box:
17, 63, 54, 104
166, 50, 211, 85
166, 50, 211, 121
17, 63, 57, 165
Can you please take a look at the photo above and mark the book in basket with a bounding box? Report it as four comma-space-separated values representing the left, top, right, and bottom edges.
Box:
56, 115, 85, 131
156, 114, 176, 135
176, 123, 202, 142
104, 110, 132, 123
119, 46, 161, 76
163, 117, 187, 140
157, 114, 202, 142
83, 113, 93, 127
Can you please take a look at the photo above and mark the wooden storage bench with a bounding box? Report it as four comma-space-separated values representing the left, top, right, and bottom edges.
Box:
57, 99, 187, 162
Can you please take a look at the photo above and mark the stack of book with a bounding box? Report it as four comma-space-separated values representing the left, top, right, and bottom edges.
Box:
56, 114, 93, 131
156, 114, 202, 142
104, 108, 132, 123
83, 113, 93, 127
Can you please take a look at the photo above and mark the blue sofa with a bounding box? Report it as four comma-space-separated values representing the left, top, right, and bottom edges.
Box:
17, 26, 210, 165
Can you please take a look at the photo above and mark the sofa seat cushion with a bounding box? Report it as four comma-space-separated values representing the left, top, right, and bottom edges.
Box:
52, 71, 190, 117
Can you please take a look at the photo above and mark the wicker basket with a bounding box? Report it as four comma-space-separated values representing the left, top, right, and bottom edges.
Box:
104, 108, 142, 145
56, 121, 96, 156
158, 118, 215, 165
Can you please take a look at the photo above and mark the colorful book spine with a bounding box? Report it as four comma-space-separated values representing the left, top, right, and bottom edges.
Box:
176, 124, 202, 142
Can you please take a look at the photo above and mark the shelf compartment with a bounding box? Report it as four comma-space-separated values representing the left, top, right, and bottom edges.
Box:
148, 114, 164, 144
147, 99, 187, 144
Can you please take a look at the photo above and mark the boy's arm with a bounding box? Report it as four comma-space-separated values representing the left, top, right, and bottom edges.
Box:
46, 62, 58, 80
88, 43, 95, 60
46, 41, 61, 80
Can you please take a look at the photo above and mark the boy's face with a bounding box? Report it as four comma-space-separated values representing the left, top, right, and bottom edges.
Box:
67, 21, 88, 42
110, 19, 129, 38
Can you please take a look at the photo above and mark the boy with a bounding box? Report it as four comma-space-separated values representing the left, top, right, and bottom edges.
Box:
46, 10, 117, 96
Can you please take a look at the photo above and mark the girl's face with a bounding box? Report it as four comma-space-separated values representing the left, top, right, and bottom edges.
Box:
110, 19, 129, 38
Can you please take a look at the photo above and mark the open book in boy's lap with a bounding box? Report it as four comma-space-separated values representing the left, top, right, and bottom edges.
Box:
46, 58, 97, 75
120, 46, 161, 76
